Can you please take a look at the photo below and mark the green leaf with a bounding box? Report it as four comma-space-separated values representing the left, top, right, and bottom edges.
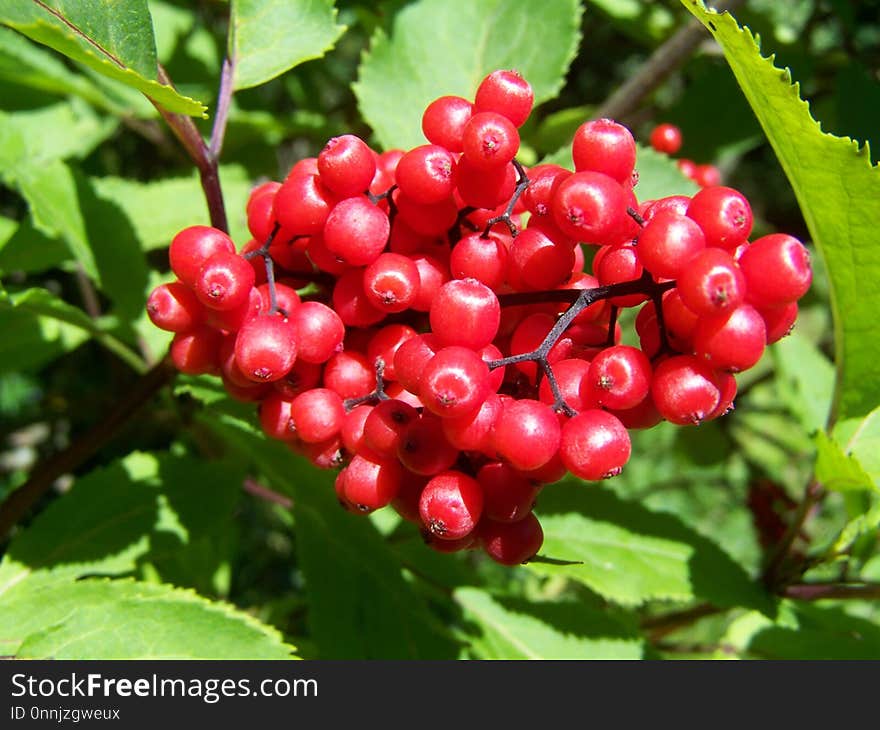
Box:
585, 0, 675, 44
355, 0, 583, 150
455, 588, 644, 659
0, 1, 206, 117
829, 499, 880, 557
814, 431, 876, 494
527, 481, 772, 610
202, 412, 459, 659
0, 217, 74, 275
90, 165, 255, 253
771, 331, 835, 434
0, 306, 89, 374
542, 142, 700, 201
0, 451, 245, 595
0, 287, 145, 372
0, 26, 116, 110
231, 0, 346, 91
682, 0, 880, 423
729, 601, 880, 660
1, 577, 295, 659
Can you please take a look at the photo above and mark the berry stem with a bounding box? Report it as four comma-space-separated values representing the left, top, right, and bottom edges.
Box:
343, 358, 390, 411
489, 273, 675, 413
481, 159, 530, 238
209, 56, 235, 159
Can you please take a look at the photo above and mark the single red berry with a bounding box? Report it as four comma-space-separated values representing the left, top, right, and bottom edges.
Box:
395, 144, 457, 204
650, 355, 721, 425
449, 232, 509, 290
343, 454, 404, 513
636, 211, 706, 279
551, 171, 629, 246
146, 282, 204, 332
477, 461, 539, 523
288, 301, 344, 364
474, 69, 534, 127
649, 123, 683, 155
419, 470, 484, 540
429, 278, 500, 350
169, 226, 236, 288
362, 399, 419, 459
397, 413, 460, 476
492, 399, 561, 472
323, 196, 390, 267
363, 253, 421, 313
560, 409, 631, 480
686, 186, 753, 250
461, 111, 520, 169
317, 134, 376, 198
572, 119, 637, 186
420, 346, 491, 419
234, 315, 298, 382
290, 388, 345, 443
676, 248, 746, 317
693, 303, 766, 372
739, 233, 812, 308
584, 345, 652, 411
170, 326, 222, 375
480, 513, 544, 565
422, 95, 473, 152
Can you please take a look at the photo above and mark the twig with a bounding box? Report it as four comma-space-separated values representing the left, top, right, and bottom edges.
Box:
640, 603, 723, 641
209, 57, 235, 159
152, 65, 228, 233
0, 357, 176, 542
781, 582, 880, 601
243, 477, 293, 509
591, 0, 747, 123
762, 479, 824, 589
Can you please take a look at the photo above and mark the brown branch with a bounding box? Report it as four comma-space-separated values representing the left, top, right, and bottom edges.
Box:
152, 66, 228, 233
591, 0, 747, 123
0, 357, 176, 542
781, 582, 880, 602
762, 479, 824, 589
640, 603, 723, 641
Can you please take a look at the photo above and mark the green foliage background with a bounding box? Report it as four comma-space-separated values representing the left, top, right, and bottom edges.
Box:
0, 0, 878, 659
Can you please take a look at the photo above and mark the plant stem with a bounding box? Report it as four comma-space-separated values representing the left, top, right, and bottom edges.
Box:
592, 0, 747, 123
210, 57, 235, 159
782, 582, 880, 601
762, 479, 824, 588
0, 357, 176, 543
640, 603, 723, 641
152, 66, 229, 233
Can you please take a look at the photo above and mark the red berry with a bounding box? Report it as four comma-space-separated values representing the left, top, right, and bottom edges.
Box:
234, 315, 299, 382
323, 196, 390, 267
651, 355, 721, 425
560, 409, 631, 480
317, 134, 376, 198
493, 399, 561, 472
422, 95, 473, 152
636, 211, 706, 279
395, 145, 457, 204
290, 388, 345, 443
420, 346, 491, 419
477, 461, 538, 523
363, 253, 421, 313
739, 233, 812, 307
649, 123, 683, 155
461, 112, 519, 170
474, 69, 534, 127
676, 248, 745, 317
693, 303, 766, 372
343, 454, 404, 513
146, 282, 204, 332
169, 226, 235, 288
480, 513, 544, 565
419, 470, 484, 540
572, 119, 637, 186
585, 345, 652, 410
551, 171, 629, 246
429, 278, 500, 350
686, 186, 753, 250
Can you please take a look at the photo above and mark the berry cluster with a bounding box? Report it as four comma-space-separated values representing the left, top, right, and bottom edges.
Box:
649, 122, 721, 188
147, 70, 812, 566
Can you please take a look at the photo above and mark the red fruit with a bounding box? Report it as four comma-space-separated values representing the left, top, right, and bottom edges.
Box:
493, 399, 561, 472
146, 282, 204, 332
649, 123, 683, 155
477, 462, 538, 523
480, 513, 544, 565
366, 324, 417, 381
170, 326, 222, 375
420, 346, 491, 419
449, 232, 509, 290
169, 226, 235, 288
693, 303, 766, 372
507, 228, 576, 291
362, 399, 419, 458
290, 388, 345, 443
461, 112, 520, 170
397, 413, 459, 476
393, 333, 443, 395
234, 315, 299, 383
273, 174, 336, 235
636, 211, 706, 279
538, 358, 594, 412
317, 134, 376, 198
363, 253, 421, 313
560, 409, 631, 480
343, 454, 404, 513
584, 345, 652, 410
288, 301, 344, 364
686, 186, 753, 250
551, 171, 629, 246
422, 95, 473, 152
332, 268, 386, 328
739, 233, 812, 307
676, 248, 745, 317
651, 355, 721, 425
572, 119, 637, 186
259, 392, 298, 441
323, 196, 390, 267
442, 391, 503, 454
324, 350, 374, 400
395, 144, 457, 204
474, 69, 534, 127
429, 278, 500, 350
419, 470, 484, 540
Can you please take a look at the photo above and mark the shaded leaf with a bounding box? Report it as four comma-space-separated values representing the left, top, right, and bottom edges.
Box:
527, 481, 772, 610
455, 587, 644, 659
355, 0, 583, 150
814, 431, 876, 494
231, 0, 346, 90
683, 0, 880, 422
771, 330, 834, 434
